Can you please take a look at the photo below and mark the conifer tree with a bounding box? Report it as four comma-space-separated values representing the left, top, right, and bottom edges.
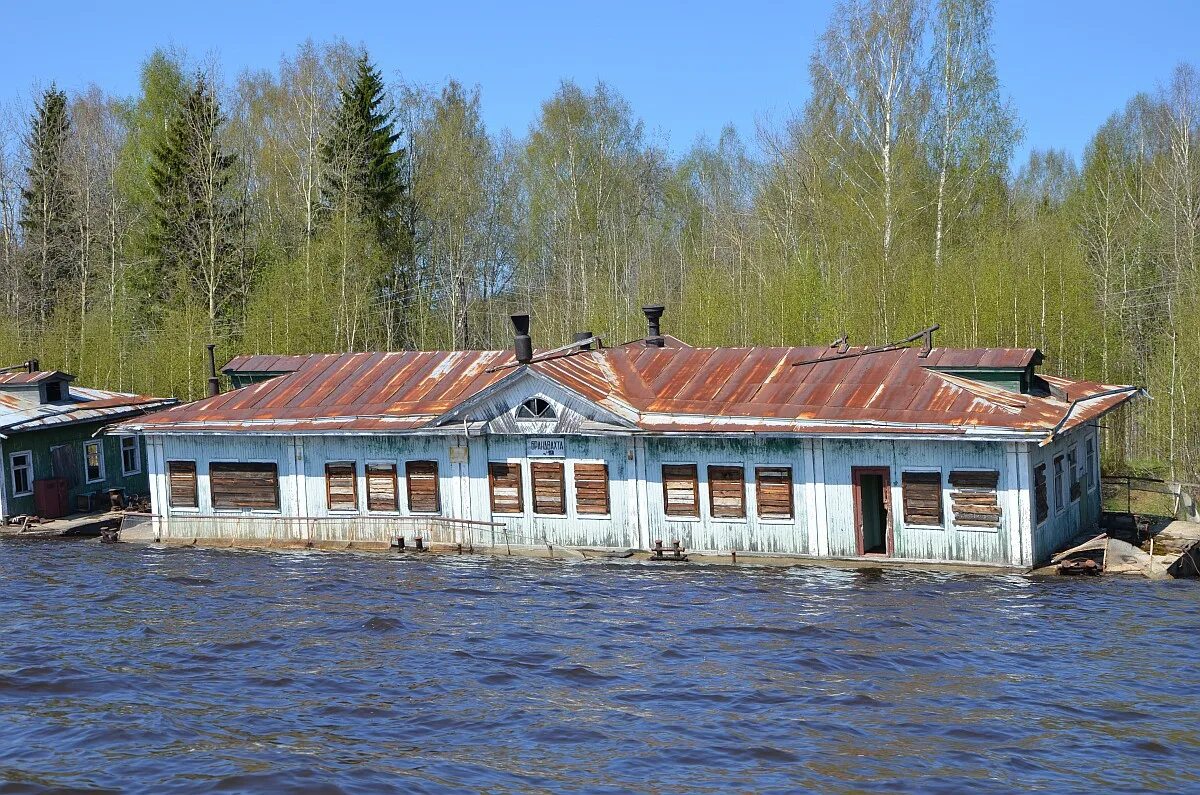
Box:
148, 73, 240, 331
20, 85, 75, 329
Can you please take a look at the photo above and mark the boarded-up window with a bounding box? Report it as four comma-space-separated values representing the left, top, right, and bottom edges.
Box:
949, 470, 1001, 527
902, 471, 943, 526
532, 461, 566, 515
325, 462, 358, 511
366, 464, 398, 512
574, 463, 610, 515
489, 462, 523, 514
755, 467, 793, 519
662, 464, 699, 518
167, 461, 198, 508
1034, 464, 1049, 525
708, 465, 745, 518
1086, 437, 1096, 491
1054, 456, 1065, 513
210, 462, 279, 511
406, 461, 440, 513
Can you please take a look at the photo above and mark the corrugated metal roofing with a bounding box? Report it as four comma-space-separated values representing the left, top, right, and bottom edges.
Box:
0, 370, 74, 385
126, 343, 1138, 439
0, 382, 178, 435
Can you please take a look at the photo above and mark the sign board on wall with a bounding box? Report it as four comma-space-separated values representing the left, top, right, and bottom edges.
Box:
527, 437, 566, 457
448, 446, 469, 464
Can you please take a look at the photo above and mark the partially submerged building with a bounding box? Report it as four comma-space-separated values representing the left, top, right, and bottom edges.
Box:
1, 363, 178, 520
114, 310, 1140, 569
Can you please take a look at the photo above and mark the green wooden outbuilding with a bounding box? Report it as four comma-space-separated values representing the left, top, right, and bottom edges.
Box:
0, 366, 177, 521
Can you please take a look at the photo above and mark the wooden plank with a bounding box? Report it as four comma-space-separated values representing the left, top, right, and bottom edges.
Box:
167, 460, 197, 508
755, 466, 793, 519
406, 460, 440, 513
708, 465, 745, 518
574, 463, 610, 515
366, 464, 398, 512
210, 462, 279, 510
662, 464, 698, 517
532, 461, 565, 515
489, 462, 523, 514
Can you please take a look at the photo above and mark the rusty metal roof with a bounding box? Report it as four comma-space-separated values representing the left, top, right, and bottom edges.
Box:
124, 343, 1138, 440
0, 383, 178, 435
0, 370, 75, 386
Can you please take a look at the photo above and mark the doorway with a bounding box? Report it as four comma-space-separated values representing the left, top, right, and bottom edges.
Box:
853, 467, 892, 556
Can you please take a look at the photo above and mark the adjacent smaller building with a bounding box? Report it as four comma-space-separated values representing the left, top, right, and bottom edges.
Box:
0, 365, 178, 520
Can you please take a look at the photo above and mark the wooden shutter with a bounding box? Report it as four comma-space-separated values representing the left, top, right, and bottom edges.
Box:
901, 471, 943, 526
210, 462, 279, 510
532, 461, 566, 515
167, 460, 198, 508
574, 463, 610, 515
708, 465, 745, 518
489, 462, 523, 513
406, 461, 440, 513
324, 462, 358, 511
949, 470, 1001, 527
662, 464, 699, 517
366, 464, 398, 512
755, 466, 793, 519
1034, 464, 1048, 524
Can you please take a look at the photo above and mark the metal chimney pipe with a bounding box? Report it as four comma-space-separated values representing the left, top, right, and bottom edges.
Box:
205, 344, 221, 397
642, 305, 665, 348
26, 359, 39, 373
573, 331, 594, 351
510, 314, 534, 364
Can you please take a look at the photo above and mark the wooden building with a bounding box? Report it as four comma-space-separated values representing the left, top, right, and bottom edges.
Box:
113, 310, 1140, 569
0, 365, 178, 520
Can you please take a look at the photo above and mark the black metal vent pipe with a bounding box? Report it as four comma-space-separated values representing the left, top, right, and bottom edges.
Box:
205, 344, 221, 397
511, 314, 534, 364
573, 331, 594, 351
642, 305, 665, 348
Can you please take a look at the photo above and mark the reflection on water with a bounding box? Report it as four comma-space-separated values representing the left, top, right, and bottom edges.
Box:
1, 542, 1198, 794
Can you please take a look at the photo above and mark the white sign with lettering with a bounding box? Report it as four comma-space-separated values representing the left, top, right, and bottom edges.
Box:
527, 437, 566, 457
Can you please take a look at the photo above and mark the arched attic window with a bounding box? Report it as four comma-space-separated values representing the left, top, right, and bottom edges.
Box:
516, 397, 556, 420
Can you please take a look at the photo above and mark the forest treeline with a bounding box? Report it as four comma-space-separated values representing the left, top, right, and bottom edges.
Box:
0, 0, 1197, 476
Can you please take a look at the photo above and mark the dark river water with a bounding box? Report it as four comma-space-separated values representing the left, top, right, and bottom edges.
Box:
2, 542, 1199, 794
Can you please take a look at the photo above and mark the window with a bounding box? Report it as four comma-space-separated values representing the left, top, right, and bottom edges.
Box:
755, 466, 793, 519
708, 465, 745, 518
901, 471, 943, 526
662, 464, 699, 518
210, 462, 279, 511
532, 461, 566, 515
120, 436, 140, 475
949, 470, 1001, 528
1034, 464, 1049, 525
489, 462, 523, 514
406, 460, 440, 513
44, 380, 63, 402
516, 397, 556, 420
9, 451, 33, 497
366, 464, 398, 512
1068, 449, 1081, 502
574, 463, 610, 515
83, 441, 105, 483
1086, 437, 1097, 491
1053, 455, 1065, 513
325, 462, 358, 511
167, 461, 198, 508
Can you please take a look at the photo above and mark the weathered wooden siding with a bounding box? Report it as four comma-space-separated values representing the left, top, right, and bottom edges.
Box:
1028, 423, 1101, 564
819, 438, 1019, 565
642, 437, 812, 555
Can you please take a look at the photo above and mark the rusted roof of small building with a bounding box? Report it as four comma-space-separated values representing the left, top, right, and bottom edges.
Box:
0, 370, 75, 386
125, 343, 1138, 441
0, 379, 178, 435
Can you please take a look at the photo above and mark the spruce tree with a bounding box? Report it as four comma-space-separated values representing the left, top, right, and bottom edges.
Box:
148, 74, 240, 329
20, 85, 75, 328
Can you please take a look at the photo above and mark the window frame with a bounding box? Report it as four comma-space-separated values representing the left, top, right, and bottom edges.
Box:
8, 450, 33, 498
754, 465, 795, 522
488, 461, 525, 515
900, 468, 944, 528
706, 463, 747, 521
516, 397, 557, 420
1034, 463, 1049, 526
364, 461, 399, 514
572, 460, 611, 517
166, 460, 199, 510
661, 462, 700, 521
1067, 447, 1081, 503
209, 460, 281, 513
324, 461, 359, 513
120, 435, 141, 476
531, 460, 567, 516
1086, 436, 1097, 492
1053, 455, 1065, 514
83, 440, 105, 484
405, 460, 442, 515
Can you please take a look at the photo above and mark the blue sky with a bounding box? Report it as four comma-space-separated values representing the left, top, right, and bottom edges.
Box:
1, 0, 1197, 167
